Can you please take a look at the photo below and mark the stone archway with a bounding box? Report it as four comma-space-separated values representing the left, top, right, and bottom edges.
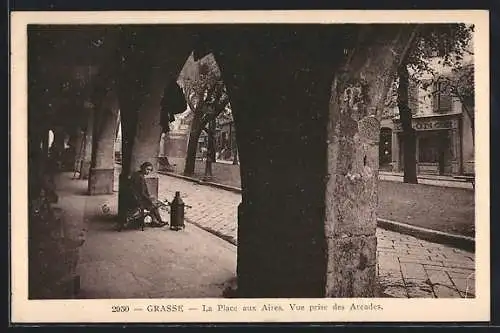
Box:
198, 24, 418, 298
27, 23, 418, 299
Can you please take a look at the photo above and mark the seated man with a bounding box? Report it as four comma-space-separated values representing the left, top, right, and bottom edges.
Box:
128, 162, 168, 227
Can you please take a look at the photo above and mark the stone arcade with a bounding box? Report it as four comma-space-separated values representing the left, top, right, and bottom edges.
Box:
28, 24, 418, 298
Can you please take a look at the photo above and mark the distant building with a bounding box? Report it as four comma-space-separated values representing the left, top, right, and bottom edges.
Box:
159, 108, 191, 159
380, 60, 474, 176
214, 115, 236, 161
114, 121, 121, 153
114, 109, 192, 163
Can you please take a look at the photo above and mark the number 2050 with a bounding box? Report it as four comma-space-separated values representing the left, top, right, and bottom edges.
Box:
111, 305, 130, 312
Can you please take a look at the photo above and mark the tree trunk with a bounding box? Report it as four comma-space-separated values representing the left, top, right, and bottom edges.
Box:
398, 64, 418, 184
204, 119, 216, 180
209, 122, 216, 163
183, 113, 204, 176
184, 127, 202, 176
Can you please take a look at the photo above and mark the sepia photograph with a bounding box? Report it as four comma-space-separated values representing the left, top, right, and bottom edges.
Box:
10, 10, 490, 323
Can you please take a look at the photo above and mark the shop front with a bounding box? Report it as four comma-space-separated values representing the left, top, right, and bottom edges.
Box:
392, 114, 463, 176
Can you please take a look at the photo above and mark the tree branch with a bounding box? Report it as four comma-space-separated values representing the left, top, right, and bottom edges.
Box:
185, 91, 197, 113
398, 24, 421, 68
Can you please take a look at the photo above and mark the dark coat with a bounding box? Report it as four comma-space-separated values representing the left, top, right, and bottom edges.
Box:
129, 171, 152, 208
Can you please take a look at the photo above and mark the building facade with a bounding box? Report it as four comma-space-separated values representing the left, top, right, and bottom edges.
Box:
380, 66, 475, 176
160, 110, 191, 159
214, 118, 237, 161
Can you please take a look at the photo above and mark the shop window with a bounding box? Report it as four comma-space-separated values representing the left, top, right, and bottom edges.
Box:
418, 133, 440, 163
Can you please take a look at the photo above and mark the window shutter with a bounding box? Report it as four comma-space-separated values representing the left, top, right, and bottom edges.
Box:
409, 82, 419, 115
439, 82, 452, 112
432, 82, 440, 112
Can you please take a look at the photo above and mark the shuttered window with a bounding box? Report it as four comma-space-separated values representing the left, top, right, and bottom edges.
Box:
432, 79, 452, 113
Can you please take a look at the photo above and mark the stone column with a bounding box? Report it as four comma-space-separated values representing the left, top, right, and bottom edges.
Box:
42, 129, 50, 157
159, 133, 166, 157
71, 129, 85, 174
52, 128, 65, 154
51, 128, 66, 170
127, 68, 173, 201
213, 30, 339, 297
324, 26, 418, 297
88, 88, 120, 195
79, 106, 94, 180
211, 25, 417, 298
118, 66, 182, 215
114, 24, 197, 218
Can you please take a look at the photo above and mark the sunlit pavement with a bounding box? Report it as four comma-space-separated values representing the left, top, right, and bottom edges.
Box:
55, 172, 237, 299
156, 173, 475, 298
63, 168, 475, 299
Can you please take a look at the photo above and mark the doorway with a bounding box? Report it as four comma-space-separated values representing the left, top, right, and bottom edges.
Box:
379, 128, 392, 171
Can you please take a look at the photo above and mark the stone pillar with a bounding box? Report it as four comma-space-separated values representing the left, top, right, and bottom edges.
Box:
211, 25, 417, 298
127, 68, 171, 199
213, 32, 338, 297
232, 72, 332, 297
88, 88, 120, 195
79, 107, 94, 180
51, 128, 65, 155
118, 65, 183, 215
42, 129, 50, 157
128, 72, 169, 172
325, 109, 380, 297
159, 133, 166, 157
71, 129, 85, 174
324, 26, 418, 297
50, 128, 66, 170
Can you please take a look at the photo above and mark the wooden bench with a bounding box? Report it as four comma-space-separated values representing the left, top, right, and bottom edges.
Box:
453, 174, 475, 188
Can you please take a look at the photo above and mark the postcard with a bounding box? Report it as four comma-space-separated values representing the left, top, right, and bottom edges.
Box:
10, 9, 490, 323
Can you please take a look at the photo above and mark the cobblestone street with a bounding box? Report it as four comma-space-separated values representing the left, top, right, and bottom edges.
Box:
155, 172, 476, 298
167, 158, 475, 237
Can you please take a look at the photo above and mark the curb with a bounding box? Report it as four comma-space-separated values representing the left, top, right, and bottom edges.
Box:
158, 171, 243, 194
379, 171, 466, 183
378, 173, 474, 190
377, 218, 475, 253
160, 171, 475, 252
185, 217, 238, 247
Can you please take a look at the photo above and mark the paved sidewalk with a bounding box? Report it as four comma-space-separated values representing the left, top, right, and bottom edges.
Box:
157, 173, 476, 298
57, 173, 237, 299
168, 158, 474, 190
379, 172, 474, 190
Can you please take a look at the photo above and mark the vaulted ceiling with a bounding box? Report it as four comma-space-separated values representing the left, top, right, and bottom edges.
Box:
27, 25, 200, 134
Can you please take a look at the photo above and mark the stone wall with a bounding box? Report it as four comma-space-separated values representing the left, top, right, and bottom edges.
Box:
29, 192, 86, 299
